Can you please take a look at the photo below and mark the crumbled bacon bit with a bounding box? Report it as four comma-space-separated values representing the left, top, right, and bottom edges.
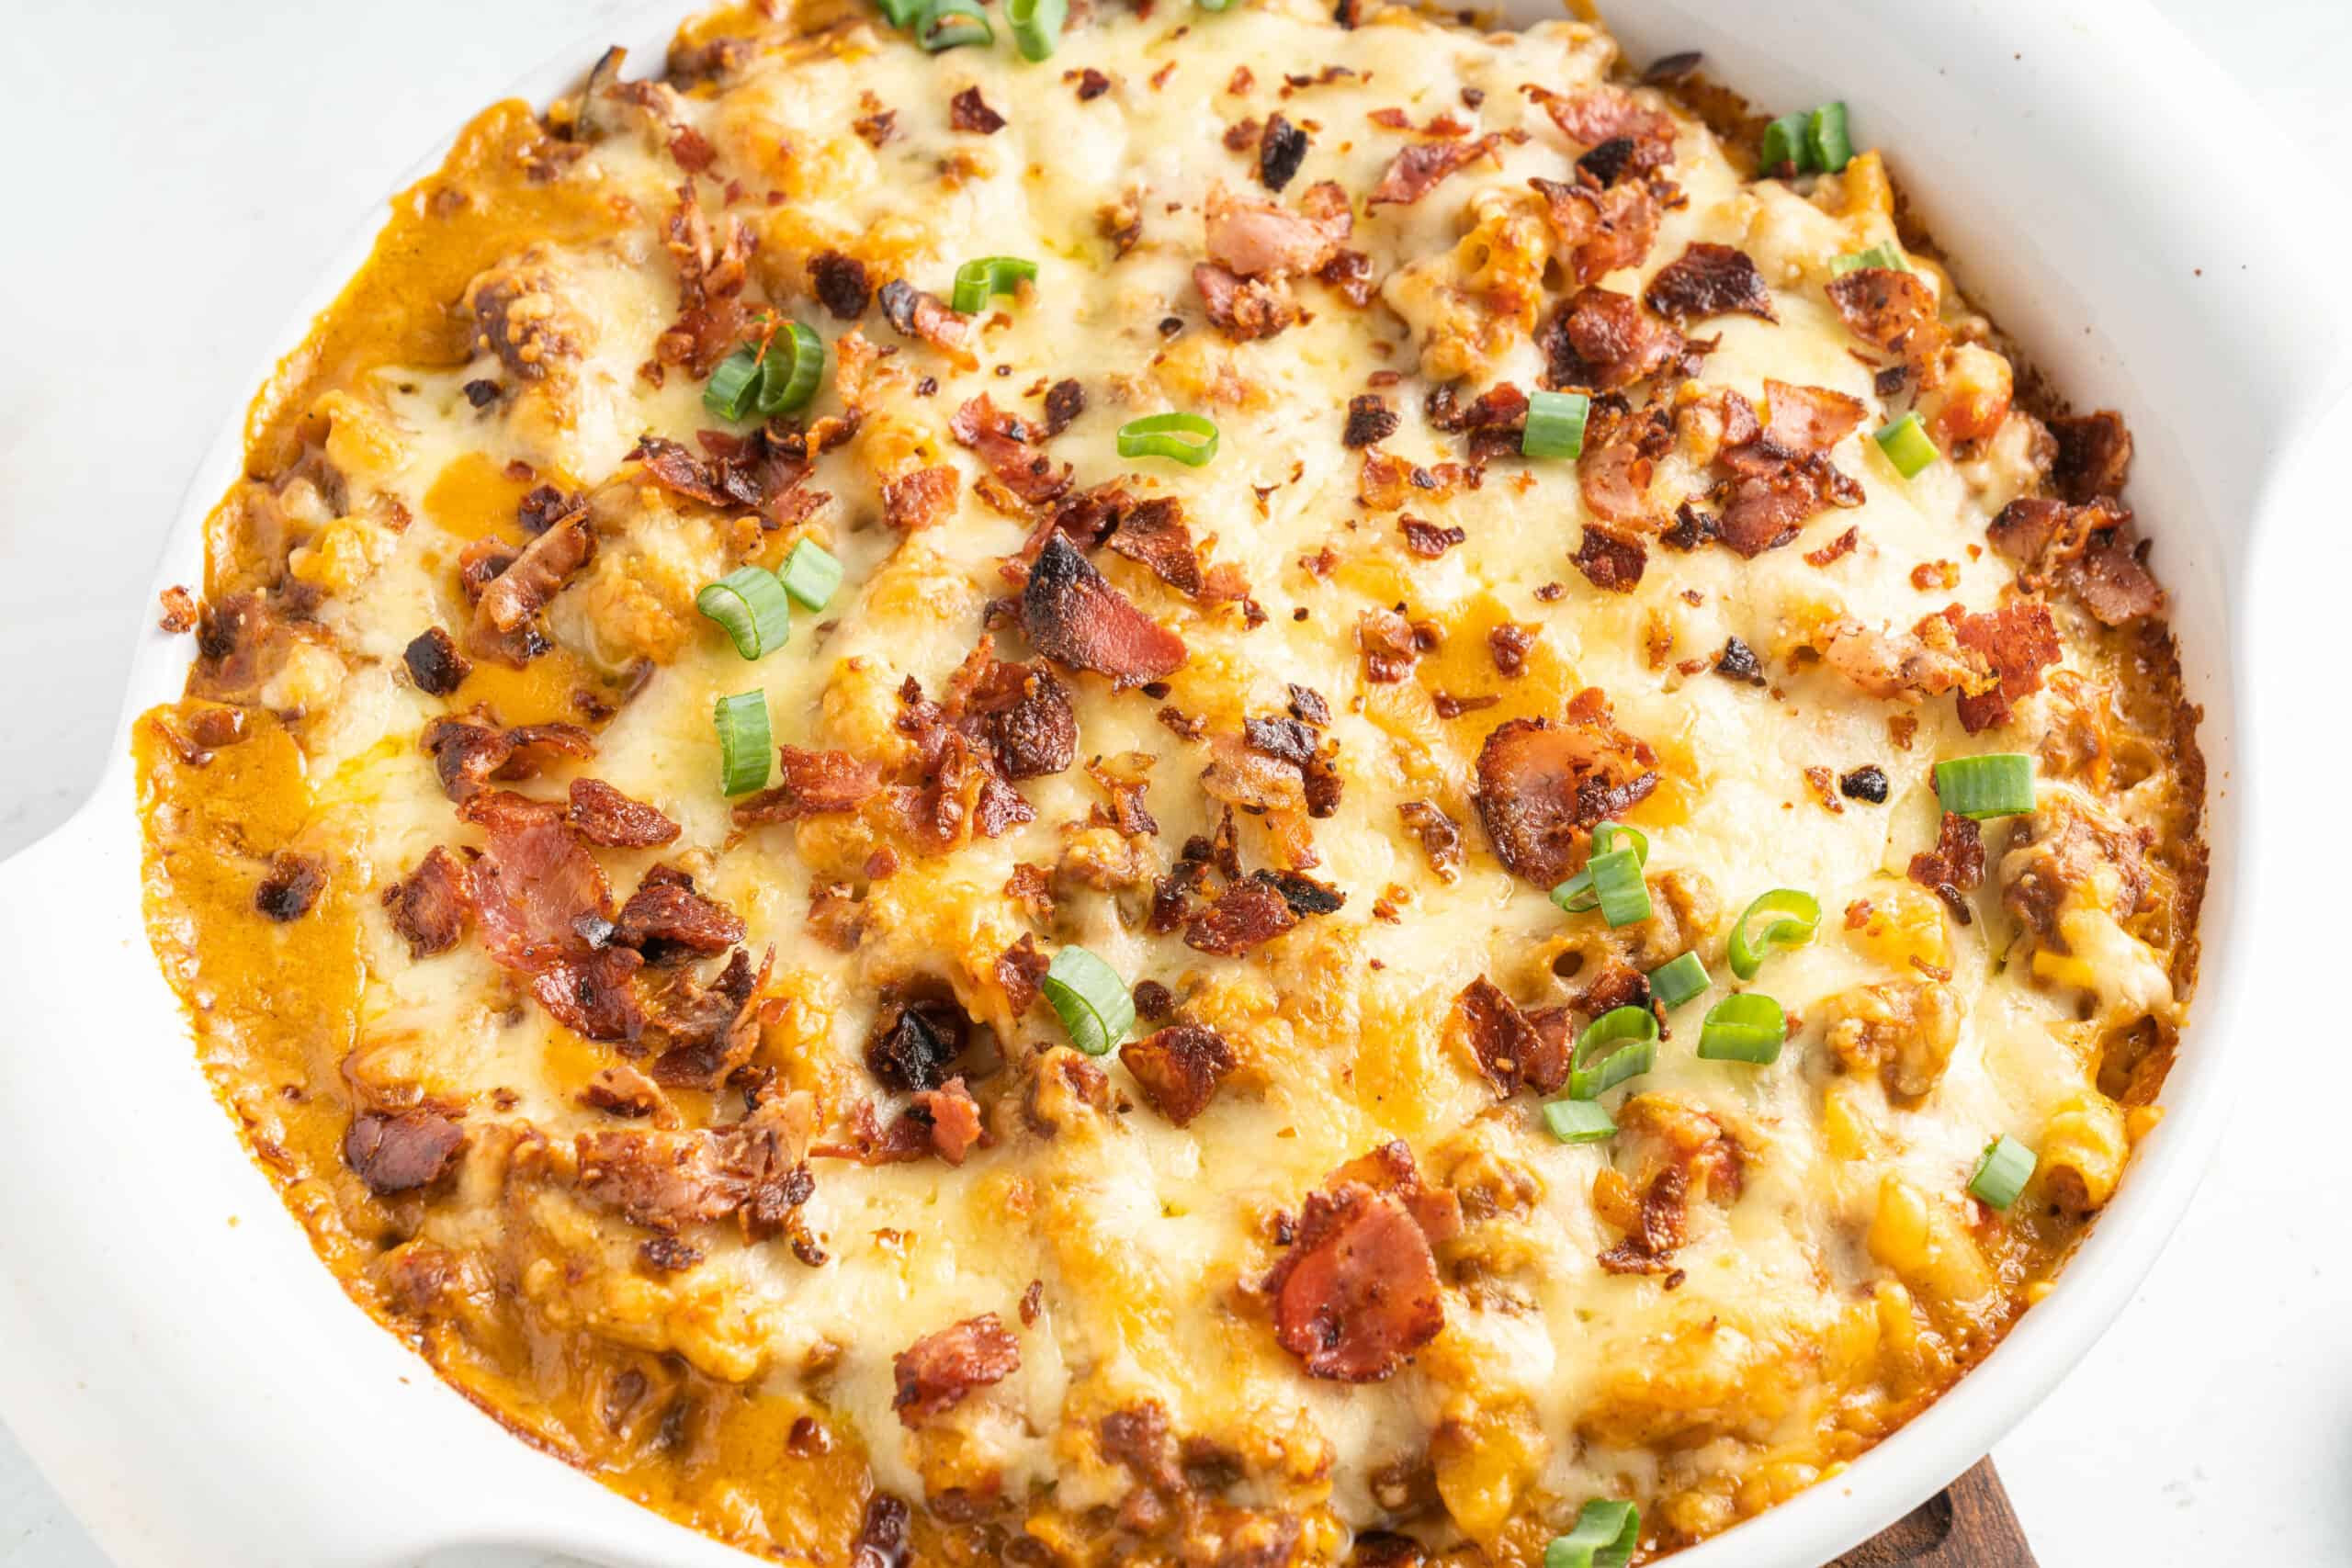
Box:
1193, 262, 1299, 341
1454, 976, 1568, 1097
1471, 695, 1659, 886
1948, 599, 2063, 732
1840, 764, 1890, 804
1204, 180, 1353, 279
467, 510, 594, 665
808, 250, 872, 320
1343, 393, 1400, 448
1911, 559, 1961, 592
384, 846, 473, 959
2049, 411, 2133, 503
1183, 877, 1300, 955
1260, 113, 1310, 190
1537, 288, 1690, 391
1021, 533, 1189, 689
1987, 498, 2165, 626
1487, 622, 1534, 677
1805, 526, 1860, 568
1357, 605, 1421, 683
1120, 1024, 1237, 1126
1528, 175, 1659, 288
893, 1314, 1020, 1427
1396, 801, 1464, 880
948, 86, 1006, 134
254, 852, 325, 921
344, 1109, 465, 1197
732, 746, 885, 825
567, 778, 681, 848
1803, 764, 1845, 815
1041, 378, 1085, 436
1366, 133, 1501, 206
1399, 517, 1466, 558
1713, 636, 1764, 685
877, 278, 976, 363
157, 585, 199, 634
420, 711, 595, 801
1826, 267, 1945, 366
1263, 1143, 1456, 1382
1524, 83, 1677, 174
1571, 526, 1645, 592
1643, 242, 1778, 324
950, 394, 1071, 504
1908, 810, 1985, 919
1072, 67, 1112, 101
1317, 247, 1378, 306
881, 465, 960, 532
1287, 683, 1331, 726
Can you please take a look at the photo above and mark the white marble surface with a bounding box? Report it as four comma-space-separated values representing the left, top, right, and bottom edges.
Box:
3, 0, 2348, 1562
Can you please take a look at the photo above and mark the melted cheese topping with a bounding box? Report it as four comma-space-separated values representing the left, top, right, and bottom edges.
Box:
137, 1, 2207, 1561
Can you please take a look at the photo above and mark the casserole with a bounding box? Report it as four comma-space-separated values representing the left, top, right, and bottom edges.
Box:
0, 0, 2342, 1561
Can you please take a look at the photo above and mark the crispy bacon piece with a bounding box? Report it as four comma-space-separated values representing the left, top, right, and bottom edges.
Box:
937, 645, 1078, 780
866, 991, 973, 1094
629, 426, 819, 525
1396, 800, 1464, 880
1908, 810, 1986, 910
1453, 976, 1570, 1097
877, 278, 977, 365
1400, 517, 1466, 558
654, 181, 754, 377
533, 943, 648, 1043
1472, 695, 1659, 886
1987, 498, 2165, 626
1596, 1095, 1744, 1275
581, 1063, 666, 1120
402, 626, 471, 696
1366, 134, 1502, 207
949, 394, 1072, 505
1645, 242, 1777, 324
1021, 533, 1189, 689
577, 1100, 813, 1237
1758, 380, 1867, 455
893, 1314, 1020, 1427
1574, 397, 1670, 528
996, 933, 1050, 1015
1525, 83, 1677, 174
1571, 526, 1645, 592
1537, 288, 1690, 391
614, 866, 744, 962
567, 778, 680, 847
158, 585, 200, 633
1204, 181, 1353, 278
468, 512, 594, 666
458, 789, 613, 968
1344, 393, 1400, 448
731, 746, 885, 826
1826, 266, 1945, 366
1259, 113, 1309, 190
1193, 262, 1299, 342
1041, 378, 1085, 436
1263, 1143, 1455, 1382
1704, 381, 1869, 558
2049, 411, 2134, 504
1102, 497, 1249, 603
1182, 877, 1299, 956
808, 250, 872, 320
1119, 1024, 1237, 1127
384, 846, 474, 959
912, 1077, 987, 1166
1358, 606, 1423, 683
1357, 446, 1471, 512
948, 85, 1004, 134
420, 711, 595, 801
1948, 599, 2063, 732
345, 1110, 465, 1197
254, 852, 325, 921
642, 947, 767, 1089
1529, 175, 1659, 287
881, 465, 959, 532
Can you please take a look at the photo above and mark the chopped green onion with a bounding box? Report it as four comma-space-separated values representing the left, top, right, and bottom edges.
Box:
916, 0, 992, 49
876, 0, 923, 23
1041, 946, 1135, 1056
1759, 111, 1813, 176
754, 321, 826, 416
1727, 888, 1821, 981
1549, 821, 1649, 915
1545, 1499, 1640, 1568
950, 255, 1039, 315
1969, 1134, 2038, 1210
1006, 0, 1066, 59
777, 539, 843, 611
713, 691, 773, 795
1648, 952, 1710, 1010
1569, 1007, 1658, 1100
1696, 992, 1787, 1065
1829, 241, 1909, 276
1555, 848, 1653, 927
703, 345, 765, 422
1117, 412, 1220, 467
1542, 1098, 1617, 1145
1807, 101, 1854, 174
1590, 820, 1648, 863
1873, 412, 1939, 479
1521, 389, 1590, 460
695, 566, 794, 660
1195, 0, 1238, 10
1935, 754, 2035, 820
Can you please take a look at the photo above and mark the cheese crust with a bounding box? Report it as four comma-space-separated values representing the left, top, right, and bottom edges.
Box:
134, 1, 2205, 1562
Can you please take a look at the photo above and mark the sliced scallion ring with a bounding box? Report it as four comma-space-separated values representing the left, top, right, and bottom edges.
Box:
1935, 753, 2035, 820
1829, 241, 1909, 275
1569, 1006, 1659, 1100
754, 321, 826, 416
1541, 1098, 1616, 1145
695, 566, 793, 660
876, 0, 923, 23
1696, 991, 1787, 1065
713, 691, 774, 795
1647, 952, 1710, 1010
1759, 111, 1813, 176
1117, 412, 1220, 467
950, 255, 1039, 315
1969, 1134, 2038, 1210
1807, 100, 1854, 175
1006, 0, 1066, 60
1522, 389, 1590, 460
1727, 888, 1821, 981
703, 345, 765, 422
916, 0, 993, 50
1549, 821, 1649, 915
777, 538, 844, 611
1873, 412, 1939, 479
1545, 1499, 1640, 1568
1042, 946, 1135, 1056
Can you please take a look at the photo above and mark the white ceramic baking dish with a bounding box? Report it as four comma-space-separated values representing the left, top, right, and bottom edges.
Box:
0, 1, 2339, 1563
